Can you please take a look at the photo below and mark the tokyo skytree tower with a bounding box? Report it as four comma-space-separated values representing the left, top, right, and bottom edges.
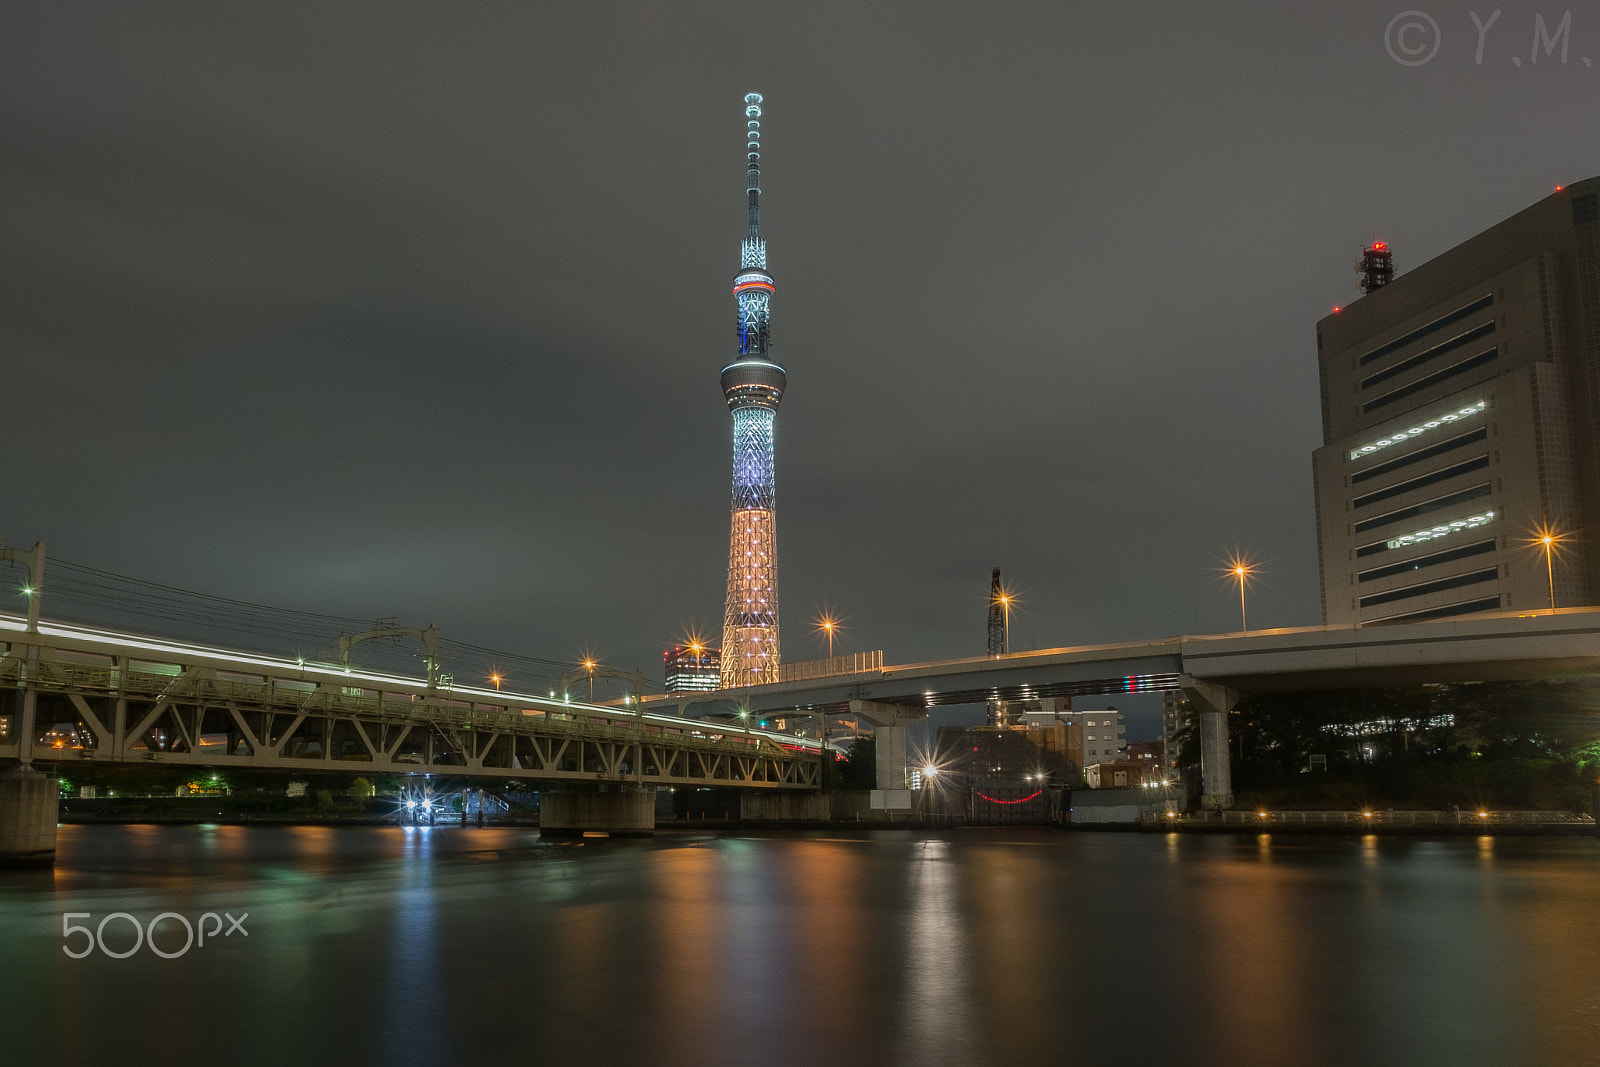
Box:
719, 92, 785, 688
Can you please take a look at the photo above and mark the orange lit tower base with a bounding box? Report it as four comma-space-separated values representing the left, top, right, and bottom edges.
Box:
724, 507, 779, 686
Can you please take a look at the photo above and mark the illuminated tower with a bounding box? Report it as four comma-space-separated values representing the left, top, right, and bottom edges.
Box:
720, 92, 785, 688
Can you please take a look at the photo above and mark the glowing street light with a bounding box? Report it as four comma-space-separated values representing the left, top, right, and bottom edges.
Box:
490, 673, 502, 691
814, 614, 842, 658
1526, 524, 1567, 614
1222, 554, 1258, 634
991, 587, 1015, 654
583, 658, 597, 702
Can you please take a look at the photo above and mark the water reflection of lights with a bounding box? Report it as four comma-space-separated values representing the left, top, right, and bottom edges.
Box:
895, 840, 979, 1062
1362, 834, 1379, 868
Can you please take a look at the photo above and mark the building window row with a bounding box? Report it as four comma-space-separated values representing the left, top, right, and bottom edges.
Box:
1354, 508, 1496, 557
1357, 538, 1495, 583
1363, 348, 1499, 413
1358, 294, 1494, 366
1349, 400, 1486, 460
1351, 455, 1490, 510
1358, 567, 1499, 609
1352, 484, 1491, 535
1360, 321, 1496, 390
1351, 428, 1487, 484
1369, 595, 1502, 625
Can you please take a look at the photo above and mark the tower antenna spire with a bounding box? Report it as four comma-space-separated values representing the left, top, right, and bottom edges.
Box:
745, 92, 762, 236
720, 93, 785, 689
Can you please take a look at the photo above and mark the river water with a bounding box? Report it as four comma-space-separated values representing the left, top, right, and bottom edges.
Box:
2, 825, 1597, 1066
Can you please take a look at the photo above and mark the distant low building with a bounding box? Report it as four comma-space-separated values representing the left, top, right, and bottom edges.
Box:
1018, 700, 1126, 770
934, 724, 1077, 785
1086, 758, 1159, 789
664, 645, 721, 693
1125, 739, 1165, 780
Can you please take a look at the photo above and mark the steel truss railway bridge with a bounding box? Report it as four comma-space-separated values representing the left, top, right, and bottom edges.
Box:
0, 614, 822, 792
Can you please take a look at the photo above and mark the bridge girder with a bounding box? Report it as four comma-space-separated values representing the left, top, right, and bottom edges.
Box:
0, 630, 818, 790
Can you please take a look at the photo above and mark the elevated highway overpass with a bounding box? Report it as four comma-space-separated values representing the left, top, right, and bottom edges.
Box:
646, 607, 1600, 808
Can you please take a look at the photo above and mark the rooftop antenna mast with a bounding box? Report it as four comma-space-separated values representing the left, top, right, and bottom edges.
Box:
1359, 241, 1394, 293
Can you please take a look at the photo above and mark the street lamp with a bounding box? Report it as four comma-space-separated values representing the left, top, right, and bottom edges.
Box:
583, 658, 596, 702
814, 614, 841, 659
490, 673, 501, 691
1224, 555, 1257, 634
994, 592, 1012, 653
1526, 524, 1566, 614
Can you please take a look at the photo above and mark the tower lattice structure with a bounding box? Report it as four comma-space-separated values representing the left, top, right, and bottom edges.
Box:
986, 568, 1010, 726
720, 93, 786, 689
987, 568, 1006, 657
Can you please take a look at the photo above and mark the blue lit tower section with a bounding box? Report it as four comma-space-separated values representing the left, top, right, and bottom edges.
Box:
720, 92, 786, 689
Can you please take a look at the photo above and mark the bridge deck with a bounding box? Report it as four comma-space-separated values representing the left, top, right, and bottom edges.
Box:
0, 616, 819, 789
644, 607, 1600, 715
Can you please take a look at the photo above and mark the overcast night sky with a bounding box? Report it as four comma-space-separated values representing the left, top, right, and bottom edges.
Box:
3, 3, 1597, 734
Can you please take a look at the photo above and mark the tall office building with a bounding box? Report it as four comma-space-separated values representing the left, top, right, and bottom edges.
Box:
1312, 179, 1600, 625
720, 93, 786, 687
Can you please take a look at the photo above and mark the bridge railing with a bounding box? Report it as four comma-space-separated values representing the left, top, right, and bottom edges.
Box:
1151, 809, 1595, 828
778, 650, 883, 682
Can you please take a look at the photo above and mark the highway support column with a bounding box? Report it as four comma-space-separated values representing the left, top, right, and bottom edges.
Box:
850, 699, 921, 814
1181, 676, 1238, 811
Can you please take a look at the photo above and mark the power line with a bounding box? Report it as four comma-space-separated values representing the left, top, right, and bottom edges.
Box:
0, 555, 647, 691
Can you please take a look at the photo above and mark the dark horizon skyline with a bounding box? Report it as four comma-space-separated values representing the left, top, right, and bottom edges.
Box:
4, 3, 1595, 735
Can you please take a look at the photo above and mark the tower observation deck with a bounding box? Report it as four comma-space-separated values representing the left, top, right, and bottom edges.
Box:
720, 92, 786, 688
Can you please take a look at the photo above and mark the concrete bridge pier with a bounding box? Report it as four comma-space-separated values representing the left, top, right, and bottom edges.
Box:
539, 788, 655, 837
0, 764, 59, 868
850, 699, 925, 813
1181, 676, 1238, 811
2, 622, 58, 867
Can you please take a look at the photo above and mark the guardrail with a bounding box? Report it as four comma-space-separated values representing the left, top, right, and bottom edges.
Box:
778, 650, 883, 682
1150, 809, 1595, 828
